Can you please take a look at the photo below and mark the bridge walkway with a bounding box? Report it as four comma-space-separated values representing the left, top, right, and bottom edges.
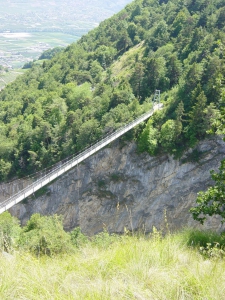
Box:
0, 102, 163, 214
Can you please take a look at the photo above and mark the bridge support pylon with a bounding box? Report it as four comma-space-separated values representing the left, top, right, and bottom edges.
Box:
153, 90, 160, 103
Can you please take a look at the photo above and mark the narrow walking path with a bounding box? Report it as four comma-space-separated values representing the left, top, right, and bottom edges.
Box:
0, 102, 163, 214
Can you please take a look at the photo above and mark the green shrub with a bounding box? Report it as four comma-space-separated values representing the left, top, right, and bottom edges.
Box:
18, 213, 73, 256
70, 227, 89, 247
0, 211, 21, 252
92, 229, 121, 249
177, 228, 225, 249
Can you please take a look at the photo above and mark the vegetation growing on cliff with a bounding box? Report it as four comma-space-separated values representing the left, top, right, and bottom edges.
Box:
0, 0, 225, 180
191, 85, 225, 224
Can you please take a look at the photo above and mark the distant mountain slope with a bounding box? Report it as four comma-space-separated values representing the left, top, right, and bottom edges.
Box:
0, 0, 224, 181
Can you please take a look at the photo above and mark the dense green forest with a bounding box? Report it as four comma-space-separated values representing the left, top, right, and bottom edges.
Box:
0, 0, 225, 181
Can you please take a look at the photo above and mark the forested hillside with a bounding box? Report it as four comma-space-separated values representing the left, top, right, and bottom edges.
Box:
0, 0, 225, 181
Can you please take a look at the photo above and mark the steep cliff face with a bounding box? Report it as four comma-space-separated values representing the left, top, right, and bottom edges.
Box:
9, 136, 225, 235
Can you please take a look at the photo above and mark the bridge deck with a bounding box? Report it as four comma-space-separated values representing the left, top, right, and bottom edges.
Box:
0, 102, 163, 214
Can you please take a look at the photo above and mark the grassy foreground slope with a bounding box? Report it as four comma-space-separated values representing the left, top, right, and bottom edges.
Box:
1, 230, 225, 299
0, 0, 225, 181
1, 210, 225, 299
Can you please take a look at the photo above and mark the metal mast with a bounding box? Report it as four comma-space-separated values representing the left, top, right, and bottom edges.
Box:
153, 90, 160, 103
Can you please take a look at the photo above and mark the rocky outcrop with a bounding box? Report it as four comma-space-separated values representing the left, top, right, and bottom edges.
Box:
9, 136, 225, 235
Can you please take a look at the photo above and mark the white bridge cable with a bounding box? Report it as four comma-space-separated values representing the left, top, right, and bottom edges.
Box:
0, 102, 163, 214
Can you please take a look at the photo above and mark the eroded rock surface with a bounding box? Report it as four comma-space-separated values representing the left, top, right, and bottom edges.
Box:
8, 137, 225, 235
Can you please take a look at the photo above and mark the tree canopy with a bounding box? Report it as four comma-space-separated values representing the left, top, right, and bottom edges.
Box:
0, 0, 225, 180
190, 87, 225, 224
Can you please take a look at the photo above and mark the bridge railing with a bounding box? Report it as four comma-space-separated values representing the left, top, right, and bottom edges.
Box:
0, 102, 163, 214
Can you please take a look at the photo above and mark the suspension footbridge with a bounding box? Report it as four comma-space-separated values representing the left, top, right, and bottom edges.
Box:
0, 99, 163, 214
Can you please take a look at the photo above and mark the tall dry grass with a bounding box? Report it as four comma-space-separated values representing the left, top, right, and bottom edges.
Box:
0, 229, 225, 299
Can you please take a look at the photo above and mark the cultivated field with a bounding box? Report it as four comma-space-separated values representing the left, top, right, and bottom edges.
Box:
0, 0, 131, 69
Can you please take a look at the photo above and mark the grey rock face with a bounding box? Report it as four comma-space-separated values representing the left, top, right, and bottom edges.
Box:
9, 136, 225, 235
